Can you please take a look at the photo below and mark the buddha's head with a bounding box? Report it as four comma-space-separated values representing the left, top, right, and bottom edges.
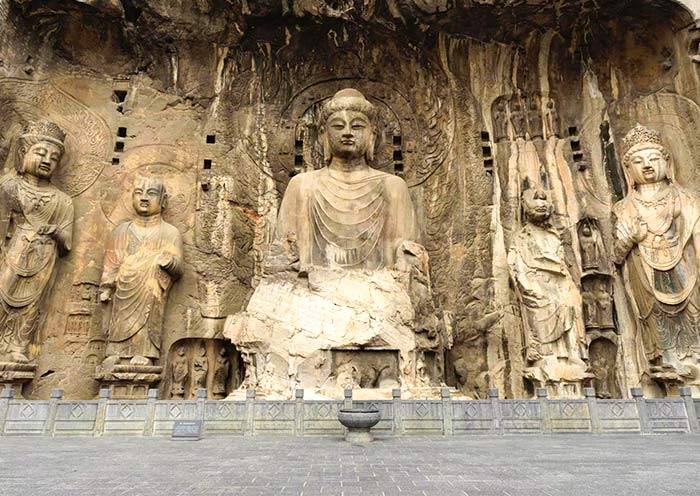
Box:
16, 121, 66, 180
319, 88, 377, 165
622, 124, 672, 188
522, 186, 553, 224
132, 176, 167, 217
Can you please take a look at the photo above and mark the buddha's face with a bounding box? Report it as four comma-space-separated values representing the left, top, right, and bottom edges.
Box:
22, 141, 62, 179
132, 178, 165, 217
628, 146, 668, 185
523, 188, 552, 223
325, 110, 373, 160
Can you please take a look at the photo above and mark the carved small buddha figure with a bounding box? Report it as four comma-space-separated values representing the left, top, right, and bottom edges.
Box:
579, 223, 601, 271
613, 125, 700, 380
508, 187, 588, 386
272, 88, 418, 272
0, 122, 73, 364
100, 176, 183, 367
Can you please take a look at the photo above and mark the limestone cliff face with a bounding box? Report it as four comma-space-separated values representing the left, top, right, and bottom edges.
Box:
1, 0, 699, 399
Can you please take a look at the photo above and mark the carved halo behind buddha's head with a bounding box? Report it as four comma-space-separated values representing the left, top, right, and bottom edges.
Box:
319, 88, 378, 166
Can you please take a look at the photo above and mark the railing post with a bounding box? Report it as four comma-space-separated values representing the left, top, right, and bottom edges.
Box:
0, 387, 13, 435
196, 388, 207, 421
244, 389, 255, 436
441, 387, 453, 436
680, 387, 699, 433
488, 388, 502, 435
392, 388, 403, 436
631, 388, 650, 435
537, 388, 551, 434
44, 388, 63, 436
343, 388, 353, 410
294, 389, 304, 437
143, 388, 158, 436
584, 387, 601, 434
94, 388, 110, 437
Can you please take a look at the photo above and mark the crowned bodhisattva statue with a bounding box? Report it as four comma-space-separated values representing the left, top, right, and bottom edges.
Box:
613, 125, 700, 392
96, 176, 183, 397
0, 122, 73, 391
225, 89, 446, 399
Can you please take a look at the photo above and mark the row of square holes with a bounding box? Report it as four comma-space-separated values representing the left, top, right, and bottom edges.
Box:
112, 89, 219, 169
112, 90, 128, 165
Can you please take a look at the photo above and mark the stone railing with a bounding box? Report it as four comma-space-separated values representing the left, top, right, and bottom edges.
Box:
1, 387, 698, 437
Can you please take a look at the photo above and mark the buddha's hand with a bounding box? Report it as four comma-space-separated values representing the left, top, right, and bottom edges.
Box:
630, 218, 648, 243
156, 253, 175, 271
616, 217, 646, 248
37, 224, 57, 236
396, 240, 429, 274
99, 287, 113, 303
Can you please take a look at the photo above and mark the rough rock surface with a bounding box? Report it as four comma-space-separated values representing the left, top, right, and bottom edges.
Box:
1, 0, 699, 399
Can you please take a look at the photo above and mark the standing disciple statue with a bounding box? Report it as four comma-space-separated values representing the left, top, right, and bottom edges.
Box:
0, 122, 73, 364
99, 176, 183, 367
613, 125, 700, 385
508, 187, 588, 396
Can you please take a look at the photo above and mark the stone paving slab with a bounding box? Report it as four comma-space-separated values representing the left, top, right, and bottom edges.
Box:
0, 435, 697, 496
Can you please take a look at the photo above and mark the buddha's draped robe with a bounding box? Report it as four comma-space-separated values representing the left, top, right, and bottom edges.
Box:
0, 174, 73, 355
276, 167, 417, 270
101, 218, 183, 360
613, 184, 700, 360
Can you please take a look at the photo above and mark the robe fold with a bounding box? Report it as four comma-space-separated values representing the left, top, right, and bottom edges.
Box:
101, 219, 183, 360
275, 167, 417, 270
0, 174, 73, 356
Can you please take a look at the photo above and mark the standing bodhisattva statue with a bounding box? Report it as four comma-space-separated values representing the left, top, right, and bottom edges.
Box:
613, 125, 700, 384
0, 122, 73, 364
100, 176, 183, 367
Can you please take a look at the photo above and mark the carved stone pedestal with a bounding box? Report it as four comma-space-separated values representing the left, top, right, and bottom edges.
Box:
0, 362, 36, 398
650, 363, 699, 398
95, 364, 162, 399
525, 356, 592, 398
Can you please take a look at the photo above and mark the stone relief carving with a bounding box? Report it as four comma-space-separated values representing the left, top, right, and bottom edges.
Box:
225, 88, 448, 399
3, 1, 700, 403
587, 337, 621, 399
613, 124, 700, 393
170, 344, 188, 399
95, 176, 183, 398
508, 187, 590, 397
165, 339, 239, 399
0, 122, 73, 393
491, 93, 561, 143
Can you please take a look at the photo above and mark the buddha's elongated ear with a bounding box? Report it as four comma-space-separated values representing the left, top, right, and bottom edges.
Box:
366, 128, 376, 163
321, 127, 332, 165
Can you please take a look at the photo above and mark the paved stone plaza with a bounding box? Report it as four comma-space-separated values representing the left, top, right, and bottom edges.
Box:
0, 434, 697, 496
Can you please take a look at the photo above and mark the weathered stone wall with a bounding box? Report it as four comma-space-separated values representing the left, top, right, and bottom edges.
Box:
1, 0, 699, 399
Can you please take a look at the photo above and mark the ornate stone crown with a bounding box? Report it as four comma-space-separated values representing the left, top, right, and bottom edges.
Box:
20, 120, 66, 146
622, 124, 663, 154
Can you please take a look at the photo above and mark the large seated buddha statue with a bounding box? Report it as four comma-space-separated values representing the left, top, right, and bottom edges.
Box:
225, 89, 447, 399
